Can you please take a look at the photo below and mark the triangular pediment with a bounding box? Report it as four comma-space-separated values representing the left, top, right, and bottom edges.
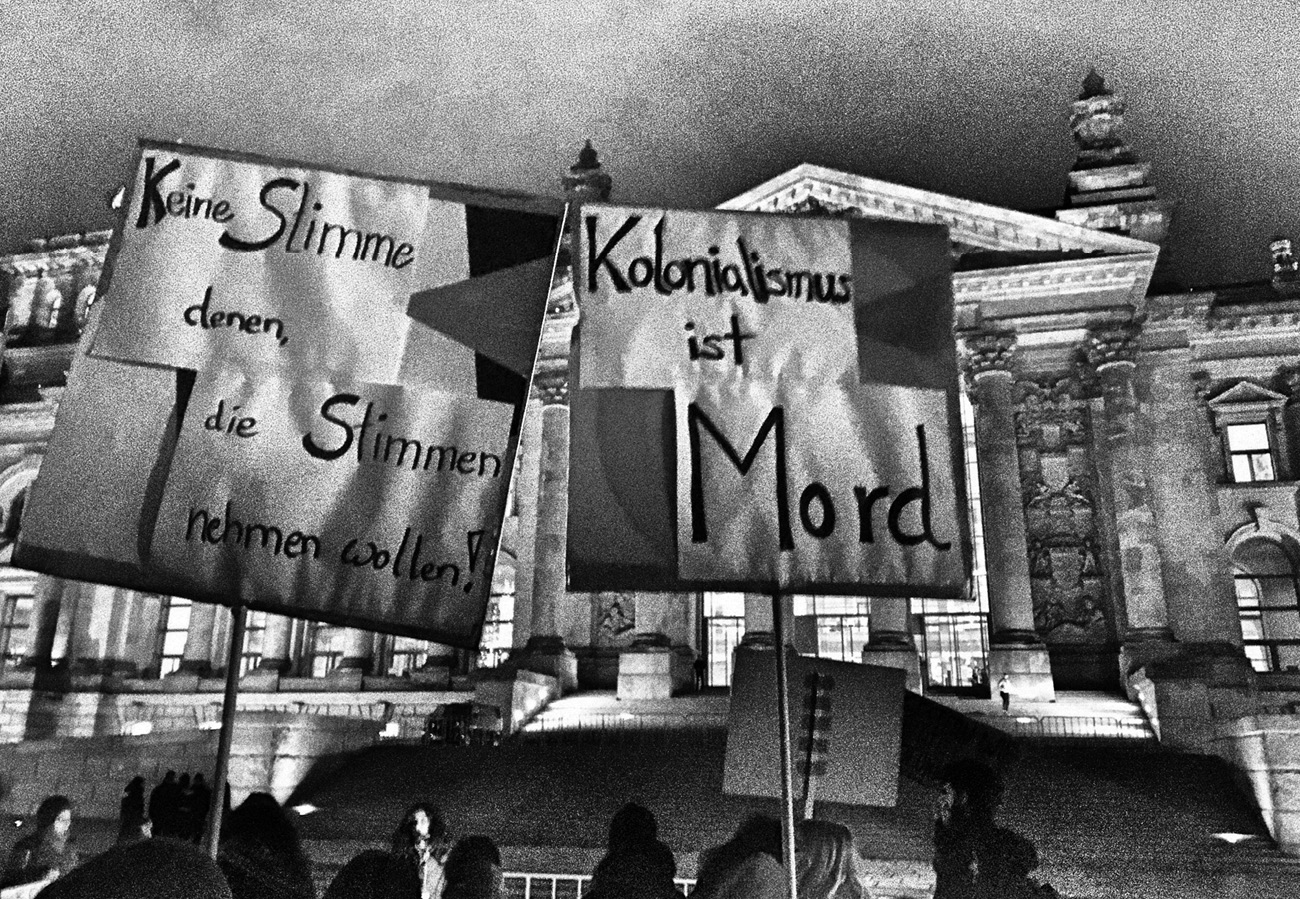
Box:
1208, 381, 1289, 408
719, 163, 1161, 310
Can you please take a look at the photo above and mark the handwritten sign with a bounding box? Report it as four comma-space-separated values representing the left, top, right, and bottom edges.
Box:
143, 369, 509, 641
93, 144, 430, 384
15, 141, 562, 647
568, 208, 968, 596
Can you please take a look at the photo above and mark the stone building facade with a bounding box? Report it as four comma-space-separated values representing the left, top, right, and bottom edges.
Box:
1, 74, 1300, 842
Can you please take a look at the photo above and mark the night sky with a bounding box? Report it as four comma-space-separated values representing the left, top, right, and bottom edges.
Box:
3, 0, 1295, 288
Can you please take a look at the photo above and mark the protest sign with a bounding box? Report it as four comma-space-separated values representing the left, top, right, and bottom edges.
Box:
724, 648, 905, 807
568, 207, 969, 597
16, 140, 563, 647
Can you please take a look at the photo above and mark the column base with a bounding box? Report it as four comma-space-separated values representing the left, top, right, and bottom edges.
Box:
861, 643, 923, 694
177, 659, 213, 677
240, 668, 281, 691
740, 631, 776, 649
515, 636, 579, 694
325, 667, 365, 690
335, 657, 373, 674
616, 645, 693, 700
256, 657, 292, 674
988, 644, 1055, 703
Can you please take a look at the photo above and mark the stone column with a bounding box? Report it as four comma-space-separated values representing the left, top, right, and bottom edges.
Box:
178, 599, 218, 676
25, 576, 63, 667
741, 592, 795, 648
103, 590, 159, 676
1086, 326, 1174, 645
861, 597, 922, 693
255, 614, 295, 673
962, 332, 1055, 701
66, 582, 118, 674
1145, 350, 1241, 650
510, 397, 545, 649
516, 375, 578, 692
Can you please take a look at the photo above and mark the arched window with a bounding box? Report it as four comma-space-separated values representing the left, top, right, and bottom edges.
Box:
1233, 538, 1300, 672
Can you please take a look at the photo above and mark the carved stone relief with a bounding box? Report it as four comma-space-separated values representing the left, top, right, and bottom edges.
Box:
591, 592, 637, 647
1016, 373, 1115, 644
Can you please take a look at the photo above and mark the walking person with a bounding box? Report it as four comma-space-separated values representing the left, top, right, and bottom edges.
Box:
998, 675, 1011, 714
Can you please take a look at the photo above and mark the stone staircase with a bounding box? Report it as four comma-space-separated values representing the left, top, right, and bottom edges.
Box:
520, 690, 729, 734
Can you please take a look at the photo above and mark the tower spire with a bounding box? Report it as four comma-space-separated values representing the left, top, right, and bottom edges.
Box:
1055, 69, 1177, 285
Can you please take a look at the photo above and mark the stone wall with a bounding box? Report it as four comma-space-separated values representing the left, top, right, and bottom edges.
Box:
1215, 715, 1300, 856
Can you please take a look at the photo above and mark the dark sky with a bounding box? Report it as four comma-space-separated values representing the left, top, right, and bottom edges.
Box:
3, 0, 1295, 287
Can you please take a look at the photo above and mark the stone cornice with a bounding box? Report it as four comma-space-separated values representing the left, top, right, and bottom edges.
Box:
952, 253, 1157, 308
1, 234, 109, 278
0, 402, 57, 444
719, 163, 1160, 257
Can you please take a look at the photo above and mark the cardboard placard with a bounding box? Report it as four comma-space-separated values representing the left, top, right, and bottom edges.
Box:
723, 648, 905, 806
15, 140, 563, 648
568, 209, 970, 597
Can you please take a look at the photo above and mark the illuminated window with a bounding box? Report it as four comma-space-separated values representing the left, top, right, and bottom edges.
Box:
305, 624, 344, 677
703, 592, 745, 687
478, 592, 514, 668
158, 597, 191, 677
1233, 539, 1300, 673
793, 595, 871, 662
0, 595, 32, 669
390, 636, 433, 675
1225, 423, 1276, 483
240, 610, 267, 676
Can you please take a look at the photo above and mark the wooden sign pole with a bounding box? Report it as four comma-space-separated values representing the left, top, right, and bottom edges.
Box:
203, 602, 247, 859
771, 591, 799, 899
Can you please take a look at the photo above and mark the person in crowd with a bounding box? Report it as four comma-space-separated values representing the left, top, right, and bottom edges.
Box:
440, 836, 503, 899
3, 794, 79, 887
585, 802, 684, 899
932, 758, 1000, 899
149, 770, 179, 838
972, 826, 1059, 899
118, 776, 147, 844
176, 773, 194, 840
795, 820, 873, 899
117, 815, 153, 845
35, 836, 232, 899
692, 815, 786, 899
324, 849, 420, 899
391, 802, 451, 899
190, 773, 213, 843
218, 792, 316, 899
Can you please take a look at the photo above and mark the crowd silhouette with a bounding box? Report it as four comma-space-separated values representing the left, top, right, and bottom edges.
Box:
0, 762, 1062, 899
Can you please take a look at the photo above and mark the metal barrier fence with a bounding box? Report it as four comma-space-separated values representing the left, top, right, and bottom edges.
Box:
996, 714, 1155, 741
516, 716, 727, 747
503, 872, 695, 898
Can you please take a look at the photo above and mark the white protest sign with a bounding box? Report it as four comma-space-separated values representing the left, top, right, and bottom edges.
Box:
148, 369, 511, 641
570, 206, 966, 594
93, 145, 430, 384
16, 141, 565, 647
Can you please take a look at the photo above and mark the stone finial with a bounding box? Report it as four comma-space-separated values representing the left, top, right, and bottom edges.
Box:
961, 331, 1018, 385
1079, 67, 1111, 100
1270, 236, 1298, 287
561, 139, 613, 202
534, 369, 570, 406
1084, 320, 1142, 369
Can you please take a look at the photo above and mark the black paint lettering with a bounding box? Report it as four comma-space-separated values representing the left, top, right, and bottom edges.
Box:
218, 177, 297, 252
799, 482, 836, 539
135, 156, 181, 228
302, 393, 360, 460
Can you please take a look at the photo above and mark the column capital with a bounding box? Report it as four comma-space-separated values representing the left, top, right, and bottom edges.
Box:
1084, 320, 1142, 370
1279, 365, 1300, 402
533, 370, 569, 406
960, 330, 1018, 386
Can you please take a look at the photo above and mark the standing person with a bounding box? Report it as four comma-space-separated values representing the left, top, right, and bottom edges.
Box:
932, 759, 1001, 899
175, 773, 194, 841
692, 815, 786, 899
190, 774, 213, 844
440, 836, 503, 899
998, 675, 1011, 714
149, 771, 178, 838
586, 802, 684, 899
392, 802, 451, 899
118, 776, 147, 844
217, 792, 315, 899
795, 820, 873, 899
3, 795, 79, 887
